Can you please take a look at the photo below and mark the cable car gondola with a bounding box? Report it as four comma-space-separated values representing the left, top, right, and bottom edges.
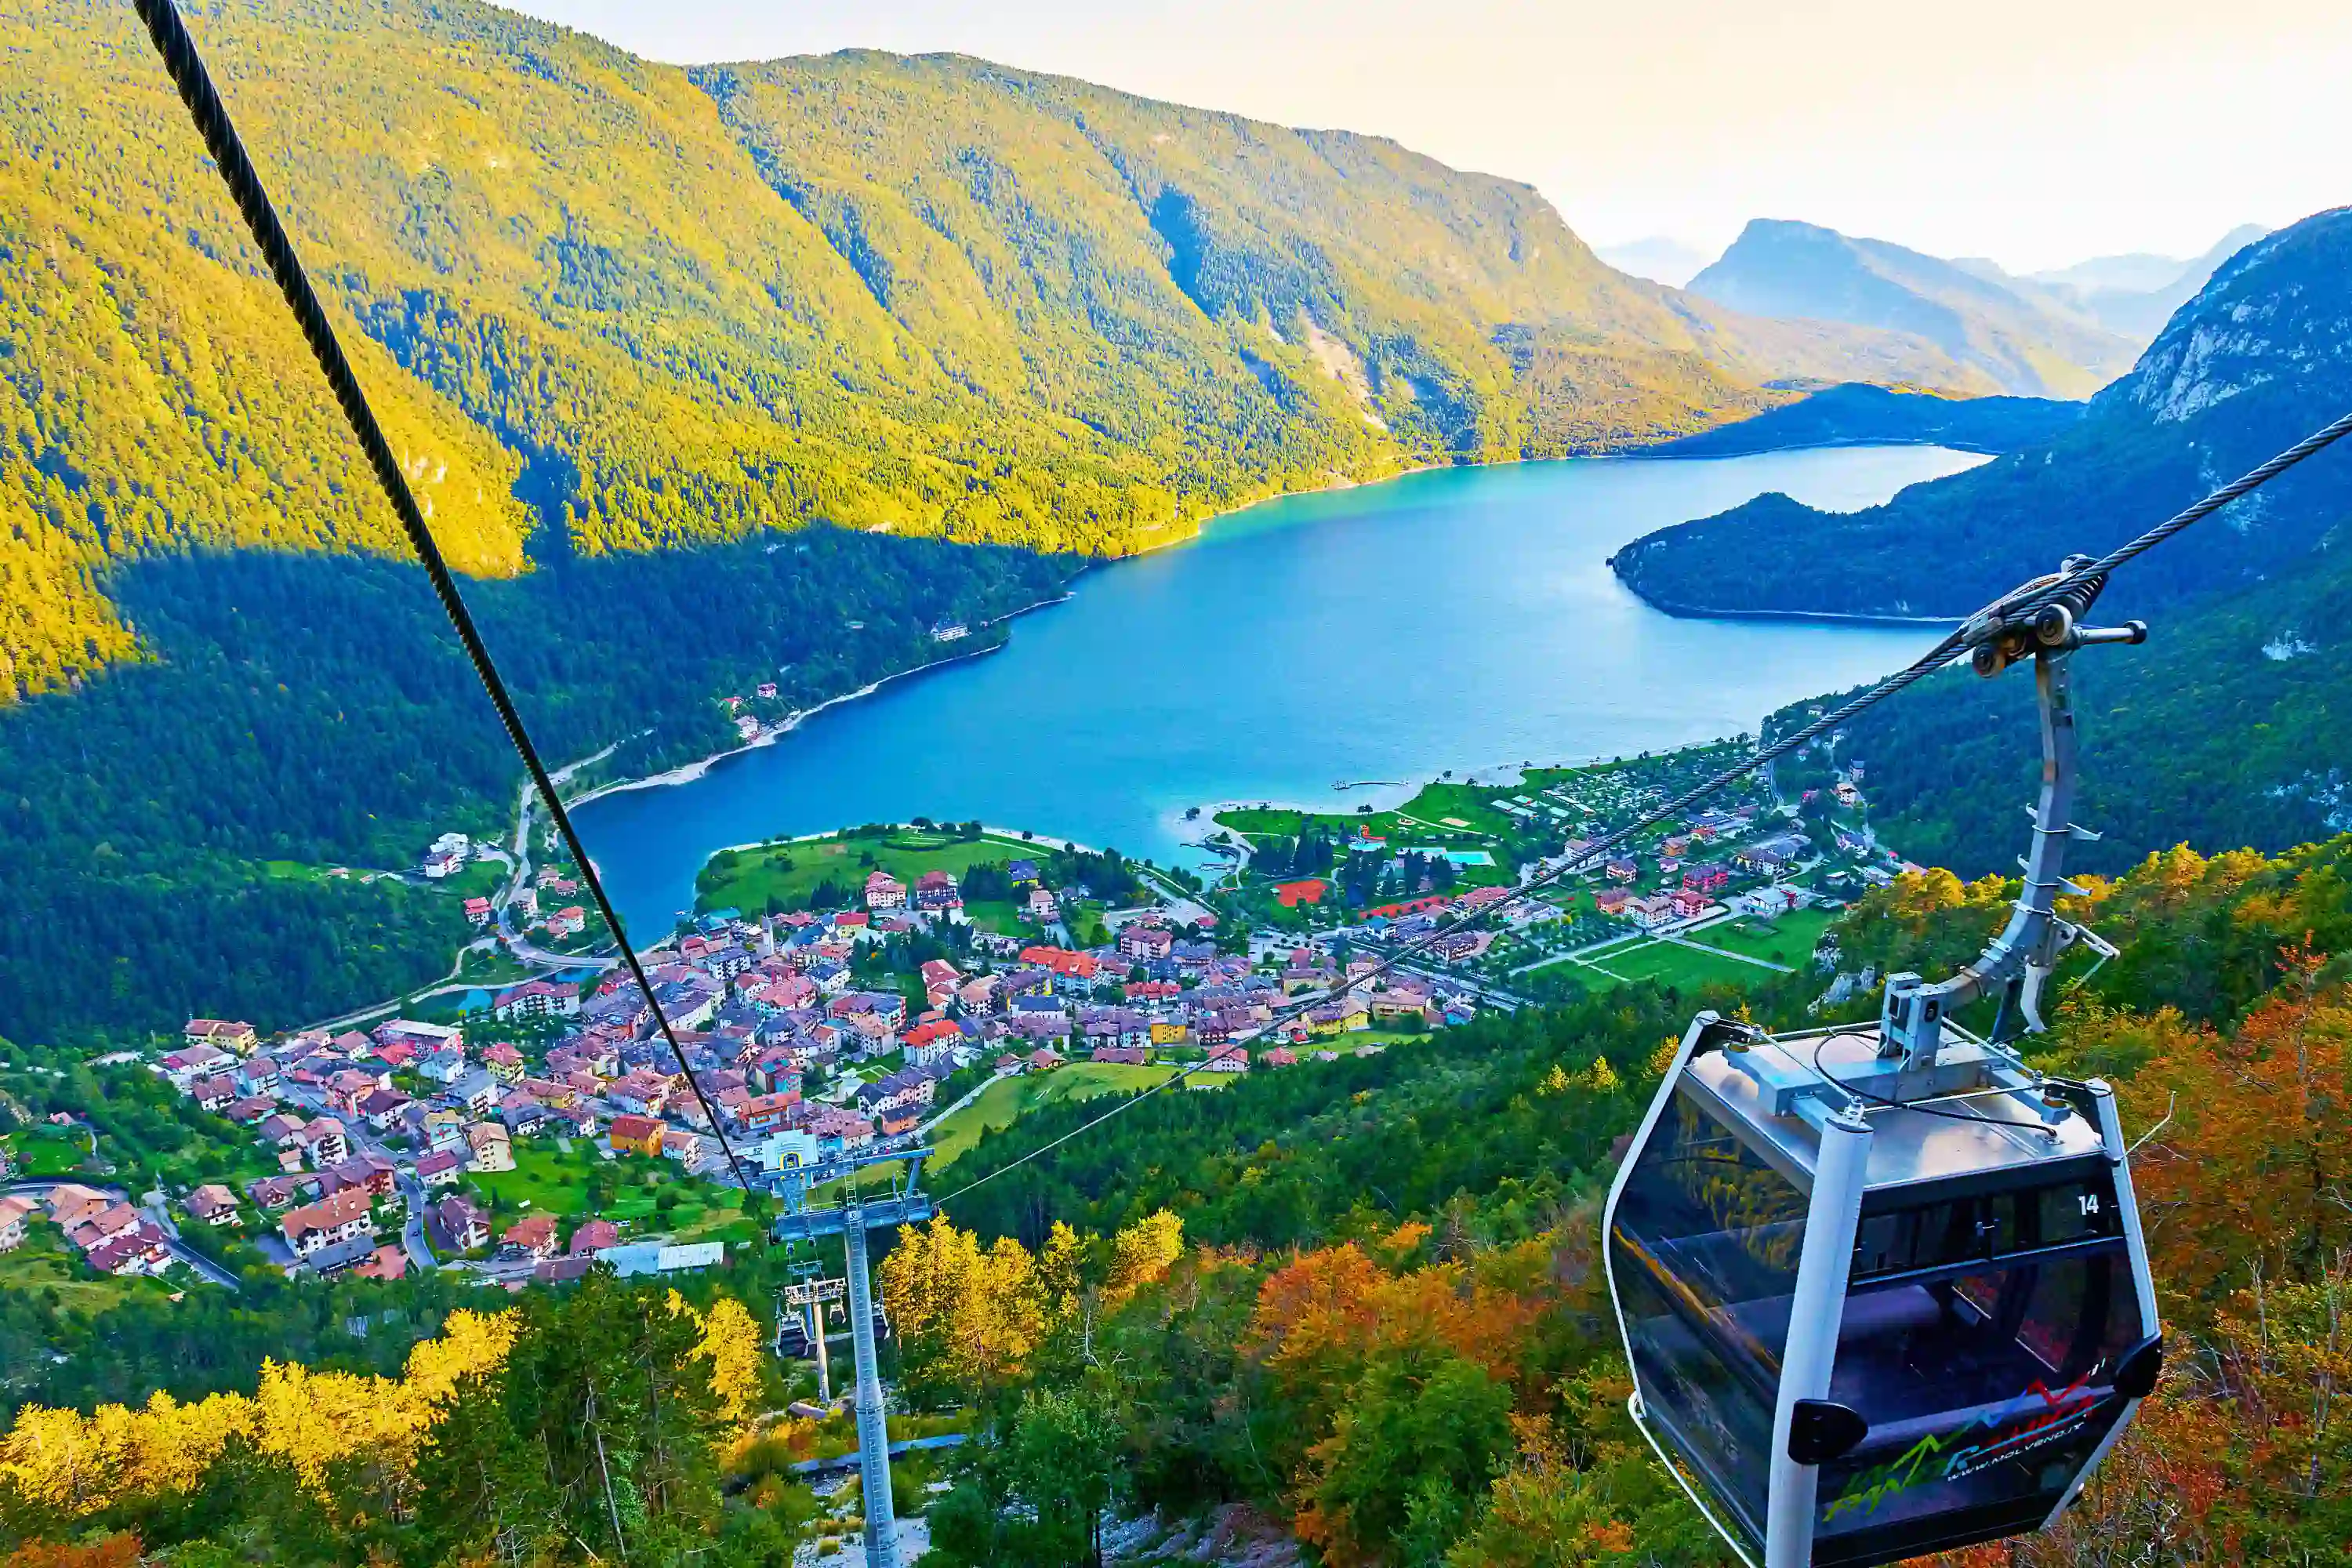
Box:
1603, 566, 2164, 1568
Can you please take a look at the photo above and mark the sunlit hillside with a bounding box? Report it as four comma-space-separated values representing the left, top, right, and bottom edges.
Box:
0, 0, 1976, 699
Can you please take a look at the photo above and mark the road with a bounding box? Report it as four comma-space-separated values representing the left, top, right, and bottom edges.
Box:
293, 746, 623, 1036
2, 1178, 242, 1291
496, 742, 619, 934
278, 1081, 444, 1272
503, 933, 619, 971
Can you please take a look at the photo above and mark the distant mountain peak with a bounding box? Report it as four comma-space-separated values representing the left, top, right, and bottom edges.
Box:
1685, 220, 2138, 398
2026, 223, 2274, 345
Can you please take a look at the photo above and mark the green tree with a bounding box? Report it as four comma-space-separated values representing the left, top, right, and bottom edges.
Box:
1302, 1353, 1515, 1566
929, 1386, 1124, 1568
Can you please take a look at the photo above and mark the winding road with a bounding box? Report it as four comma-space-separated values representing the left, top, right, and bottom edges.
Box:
274, 1080, 444, 1273
2, 1178, 242, 1292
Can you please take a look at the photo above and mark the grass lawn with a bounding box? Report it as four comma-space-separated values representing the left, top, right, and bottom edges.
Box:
468, 1141, 601, 1218
455, 947, 533, 986
696, 829, 1042, 916
439, 859, 510, 900
1350, 1029, 1433, 1048
1594, 939, 1771, 992
4, 1125, 95, 1178
1686, 909, 1835, 968
1389, 782, 1519, 839
1215, 805, 1395, 840
0, 1225, 158, 1312
1214, 796, 1510, 854
960, 898, 1027, 935
470, 1141, 756, 1240
928, 1063, 1181, 1169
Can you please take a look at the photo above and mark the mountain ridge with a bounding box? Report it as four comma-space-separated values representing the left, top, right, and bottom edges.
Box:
1617, 207, 2352, 870
0, 0, 1977, 701
1686, 217, 2140, 397
1643, 382, 2080, 459
2028, 223, 2269, 339
1612, 205, 2352, 624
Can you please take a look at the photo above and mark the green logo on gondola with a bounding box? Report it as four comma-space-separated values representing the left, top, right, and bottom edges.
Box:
1821, 1376, 2103, 1523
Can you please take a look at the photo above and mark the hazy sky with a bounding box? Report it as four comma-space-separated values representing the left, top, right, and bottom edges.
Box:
506, 0, 2351, 273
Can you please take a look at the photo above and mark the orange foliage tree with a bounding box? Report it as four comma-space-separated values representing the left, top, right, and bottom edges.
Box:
2121, 944, 2350, 1307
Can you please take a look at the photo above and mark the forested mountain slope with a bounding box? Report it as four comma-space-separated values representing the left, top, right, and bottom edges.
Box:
0, 531, 1069, 1047
1, 0, 1971, 701
1646, 382, 2080, 458
1613, 205, 2352, 623
1686, 218, 2141, 396
1766, 510, 2352, 878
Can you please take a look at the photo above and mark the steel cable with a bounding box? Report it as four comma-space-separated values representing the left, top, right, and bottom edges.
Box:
1978, 407, 2352, 628
938, 406, 2352, 1203
124, 0, 2352, 1220
128, 0, 760, 1196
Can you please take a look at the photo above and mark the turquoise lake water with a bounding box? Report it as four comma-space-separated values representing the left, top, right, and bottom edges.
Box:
574, 446, 1984, 933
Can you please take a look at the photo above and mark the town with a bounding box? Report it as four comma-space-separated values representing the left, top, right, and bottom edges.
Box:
14, 826, 1491, 1290
1202, 735, 1910, 1006
5, 727, 1904, 1298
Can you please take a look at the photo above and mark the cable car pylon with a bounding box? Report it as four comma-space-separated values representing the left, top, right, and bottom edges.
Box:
781, 1270, 848, 1406
1604, 560, 2163, 1568
771, 1149, 934, 1568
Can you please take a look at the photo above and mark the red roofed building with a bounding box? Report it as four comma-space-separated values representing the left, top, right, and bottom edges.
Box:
739, 1092, 800, 1133
1367, 895, 1450, 920
1116, 924, 1173, 961
903, 1017, 964, 1068
183, 1019, 260, 1054
570, 1218, 621, 1255
85, 1224, 171, 1276
281, 1188, 374, 1257
501, 1214, 559, 1260
1019, 946, 1100, 982
494, 980, 581, 1021
608, 1114, 666, 1156
415, 1149, 465, 1189
355, 1244, 408, 1280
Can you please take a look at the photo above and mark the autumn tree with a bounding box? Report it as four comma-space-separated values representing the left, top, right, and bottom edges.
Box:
2122, 946, 2350, 1305
880, 1217, 1046, 1403
1105, 1210, 1185, 1306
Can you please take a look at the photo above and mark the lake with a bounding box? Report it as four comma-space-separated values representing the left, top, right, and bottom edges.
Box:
575, 446, 1985, 932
